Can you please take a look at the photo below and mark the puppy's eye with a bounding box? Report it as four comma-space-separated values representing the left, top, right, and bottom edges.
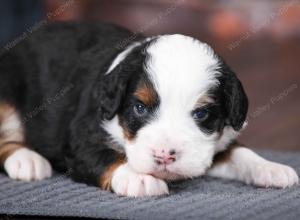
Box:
133, 103, 148, 116
192, 108, 208, 121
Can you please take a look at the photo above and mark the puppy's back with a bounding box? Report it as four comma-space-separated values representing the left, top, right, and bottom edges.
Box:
0, 22, 135, 169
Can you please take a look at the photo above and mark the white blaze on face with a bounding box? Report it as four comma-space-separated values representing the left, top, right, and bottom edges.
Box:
125, 35, 222, 178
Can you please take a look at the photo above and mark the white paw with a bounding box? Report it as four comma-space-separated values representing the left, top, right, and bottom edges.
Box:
111, 164, 169, 197
4, 148, 52, 181
249, 161, 299, 188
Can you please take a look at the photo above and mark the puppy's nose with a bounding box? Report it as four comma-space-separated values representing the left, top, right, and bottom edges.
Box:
169, 149, 176, 155
153, 149, 176, 165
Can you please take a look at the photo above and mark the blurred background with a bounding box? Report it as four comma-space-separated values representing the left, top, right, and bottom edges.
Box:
1, 0, 299, 151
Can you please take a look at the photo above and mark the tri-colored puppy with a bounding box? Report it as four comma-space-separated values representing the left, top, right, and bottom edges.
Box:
0, 22, 298, 197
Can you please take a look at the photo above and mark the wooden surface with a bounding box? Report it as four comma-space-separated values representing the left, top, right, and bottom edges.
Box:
44, 0, 300, 151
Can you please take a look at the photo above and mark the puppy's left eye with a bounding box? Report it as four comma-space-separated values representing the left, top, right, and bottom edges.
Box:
133, 103, 149, 116
192, 108, 209, 121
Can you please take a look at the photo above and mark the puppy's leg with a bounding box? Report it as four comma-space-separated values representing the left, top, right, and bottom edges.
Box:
110, 163, 169, 197
68, 146, 169, 197
0, 102, 52, 181
69, 118, 168, 197
207, 143, 299, 188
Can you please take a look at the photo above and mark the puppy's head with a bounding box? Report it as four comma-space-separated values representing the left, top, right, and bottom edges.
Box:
100, 35, 248, 180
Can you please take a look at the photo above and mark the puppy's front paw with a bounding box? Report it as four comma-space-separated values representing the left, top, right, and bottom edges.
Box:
111, 164, 169, 197
249, 161, 299, 188
4, 148, 52, 181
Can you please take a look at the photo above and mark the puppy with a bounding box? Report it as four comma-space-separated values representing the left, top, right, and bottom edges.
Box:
0, 22, 298, 197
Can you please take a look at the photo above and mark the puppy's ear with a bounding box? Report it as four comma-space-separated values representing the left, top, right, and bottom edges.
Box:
94, 42, 143, 120
95, 66, 132, 120
219, 63, 248, 131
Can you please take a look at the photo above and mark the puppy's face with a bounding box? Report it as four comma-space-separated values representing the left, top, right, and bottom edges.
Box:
101, 35, 248, 180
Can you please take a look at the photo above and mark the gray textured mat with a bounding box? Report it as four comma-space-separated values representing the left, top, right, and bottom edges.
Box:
0, 150, 300, 220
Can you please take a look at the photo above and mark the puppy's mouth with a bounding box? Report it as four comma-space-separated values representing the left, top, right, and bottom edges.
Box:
150, 165, 182, 181
152, 170, 182, 181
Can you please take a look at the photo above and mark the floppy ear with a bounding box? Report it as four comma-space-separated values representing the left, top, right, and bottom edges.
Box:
219, 63, 248, 131
93, 42, 144, 120
95, 66, 132, 120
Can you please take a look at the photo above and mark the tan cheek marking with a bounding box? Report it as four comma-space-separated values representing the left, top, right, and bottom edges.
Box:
212, 142, 240, 166
122, 127, 134, 141
99, 157, 125, 191
118, 117, 135, 142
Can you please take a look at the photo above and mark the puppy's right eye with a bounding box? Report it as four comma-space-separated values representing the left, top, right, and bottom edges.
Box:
133, 103, 148, 116
192, 108, 209, 121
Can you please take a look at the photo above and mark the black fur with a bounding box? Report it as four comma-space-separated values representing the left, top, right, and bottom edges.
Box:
117, 67, 160, 137
217, 61, 248, 131
94, 43, 146, 121
0, 22, 248, 187
194, 59, 248, 134
194, 102, 226, 134
96, 40, 160, 139
0, 22, 145, 185
200, 60, 248, 134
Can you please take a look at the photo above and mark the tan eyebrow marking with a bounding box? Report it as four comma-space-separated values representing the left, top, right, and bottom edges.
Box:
194, 95, 215, 108
134, 82, 157, 106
